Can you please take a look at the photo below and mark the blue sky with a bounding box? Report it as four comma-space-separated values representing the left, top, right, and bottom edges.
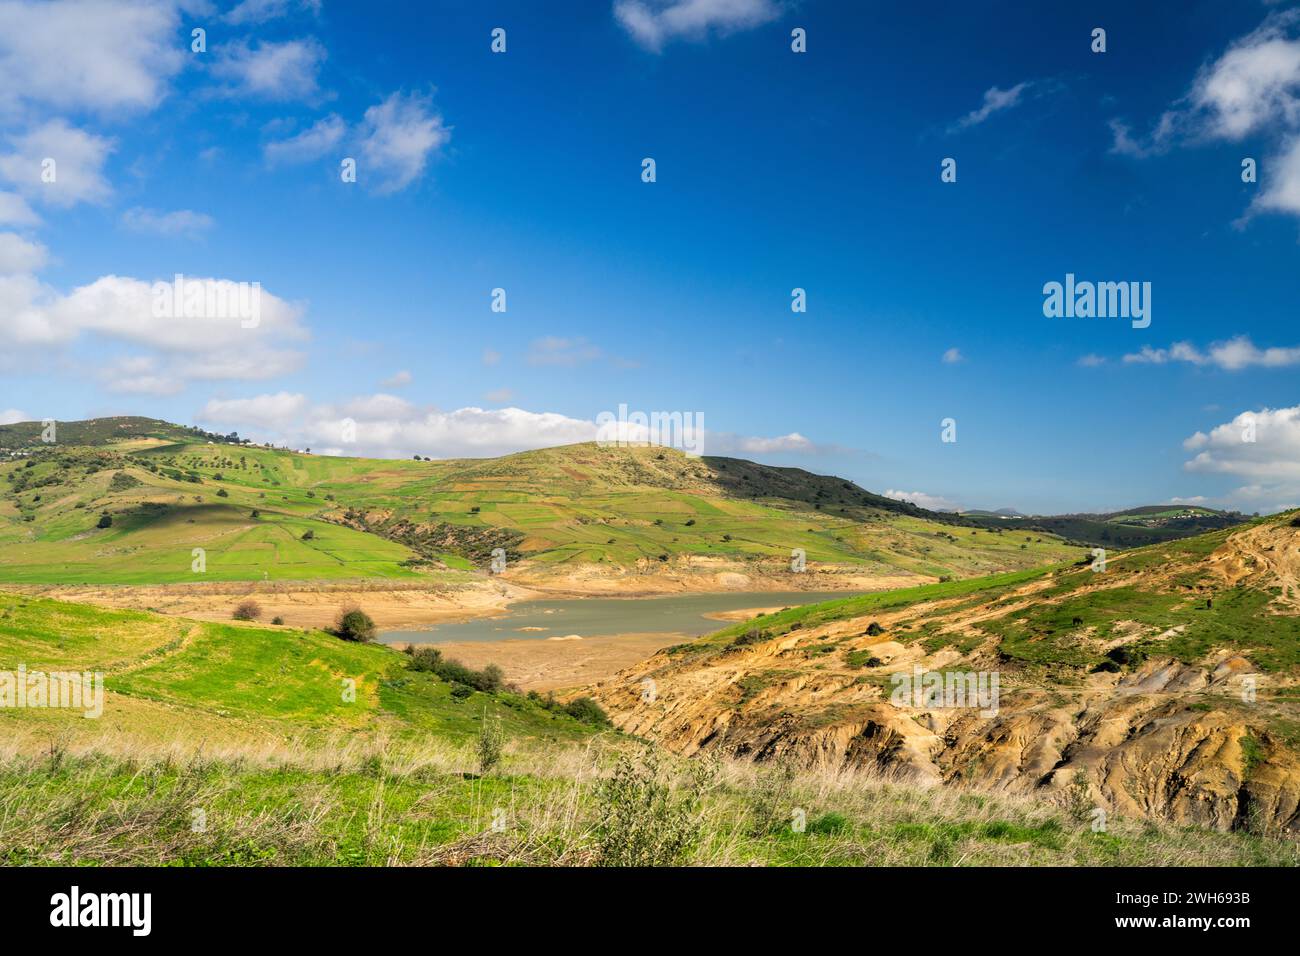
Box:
1, 0, 1299, 515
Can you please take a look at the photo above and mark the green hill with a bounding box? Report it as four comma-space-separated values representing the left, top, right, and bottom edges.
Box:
0, 418, 1080, 585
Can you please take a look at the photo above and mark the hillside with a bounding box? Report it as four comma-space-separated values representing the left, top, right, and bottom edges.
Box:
0, 590, 1289, 866
591, 513, 1300, 834
0, 418, 1079, 588
964, 504, 1248, 549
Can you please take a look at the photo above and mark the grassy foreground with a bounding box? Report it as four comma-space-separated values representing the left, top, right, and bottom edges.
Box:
1, 738, 1293, 866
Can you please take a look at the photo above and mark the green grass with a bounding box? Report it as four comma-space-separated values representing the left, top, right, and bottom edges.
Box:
0, 592, 595, 747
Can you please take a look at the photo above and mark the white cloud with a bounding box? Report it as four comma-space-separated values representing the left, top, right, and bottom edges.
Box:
121, 207, 214, 238
715, 432, 817, 454
0, 232, 47, 274
484, 387, 515, 403
614, 0, 780, 53
1182, 405, 1300, 511
357, 92, 450, 194
197, 391, 830, 462
0, 119, 114, 207
0, 273, 308, 394
1077, 353, 1106, 368
1251, 132, 1300, 218
883, 489, 961, 512
482, 348, 501, 366
0, 0, 184, 119
223, 0, 321, 25
199, 395, 598, 459
941, 347, 964, 364
381, 369, 412, 388
264, 114, 345, 165
0, 407, 28, 425
1123, 336, 1300, 371
1109, 10, 1300, 225
0, 191, 38, 225
210, 38, 327, 102
950, 82, 1032, 132
1169, 495, 1209, 505
527, 336, 605, 367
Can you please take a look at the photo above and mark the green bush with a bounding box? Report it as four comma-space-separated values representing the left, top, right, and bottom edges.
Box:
334, 607, 376, 642
96, 514, 112, 529
594, 746, 707, 867
563, 696, 611, 726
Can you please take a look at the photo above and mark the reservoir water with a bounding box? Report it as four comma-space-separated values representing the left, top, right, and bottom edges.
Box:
380, 590, 850, 645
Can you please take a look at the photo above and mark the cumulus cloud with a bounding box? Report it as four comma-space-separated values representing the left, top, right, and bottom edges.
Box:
0, 0, 185, 119
1123, 336, 1300, 370
0, 408, 29, 425
614, 0, 781, 53
1077, 353, 1106, 368
0, 119, 114, 207
0, 232, 47, 274
210, 38, 327, 102
263, 114, 345, 165
1109, 10, 1300, 224
0, 272, 308, 395
883, 489, 961, 512
949, 82, 1032, 132
356, 92, 450, 194
121, 207, 214, 238
941, 347, 964, 364
0, 191, 38, 225
196, 391, 830, 461
1182, 405, 1300, 511
381, 370, 412, 388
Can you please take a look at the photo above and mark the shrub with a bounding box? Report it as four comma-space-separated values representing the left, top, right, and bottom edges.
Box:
301, 530, 315, 540
232, 600, 261, 621
334, 606, 376, 642
96, 513, 112, 529
477, 715, 505, 775
731, 628, 767, 647
450, 684, 473, 700
215, 488, 229, 498
403, 646, 502, 691
594, 746, 707, 867
109, 471, 141, 491
271, 616, 284, 625
866, 622, 885, 636
563, 696, 611, 726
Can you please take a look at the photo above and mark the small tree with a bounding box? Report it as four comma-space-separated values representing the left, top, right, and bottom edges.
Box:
96, 513, 112, 529
232, 599, 261, 621
301, 529, 315, 540
477, 712, 505, 775
334, 606, 376, 642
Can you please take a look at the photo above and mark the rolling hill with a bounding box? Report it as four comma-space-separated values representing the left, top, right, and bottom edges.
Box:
592, 512, 1300, 834
963, 504, 1249, 549
0, 417, 1080, 587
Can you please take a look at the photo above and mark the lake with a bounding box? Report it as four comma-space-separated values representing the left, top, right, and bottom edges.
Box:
379, 590, 850, 645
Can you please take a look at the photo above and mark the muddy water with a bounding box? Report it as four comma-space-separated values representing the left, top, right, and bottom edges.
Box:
379, 590, 848, 645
